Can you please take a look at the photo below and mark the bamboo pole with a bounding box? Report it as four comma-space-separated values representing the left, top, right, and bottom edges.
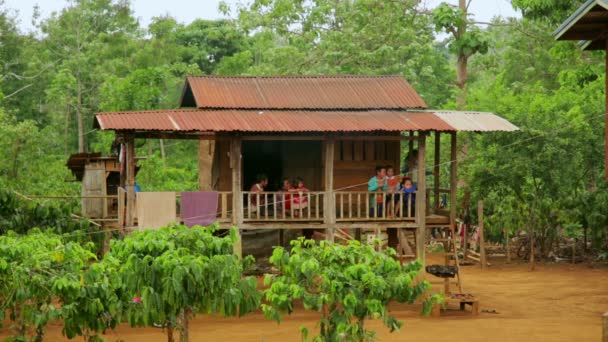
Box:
478, 200, 487, 270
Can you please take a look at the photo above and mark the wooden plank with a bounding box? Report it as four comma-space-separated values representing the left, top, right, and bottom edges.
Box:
478, 200, 487, 270
315, 193, 319, 219
221, 193, 228, 219
117, 187, 126, 230
416, 133, 427, 265
273, 193, 277, 220
357, 193, 361, 219
365, 141, 374, 161
307, 193, 311, 219
231, 138, 243, 258
342, 141, 353, 161
353, 141, 364, 161
339, 193, 344, 220
324, 139, 336, 241
198, 139, 215, 191
374, 141, 385, 160
348, 193, 352, 219
434, 132, 441, 210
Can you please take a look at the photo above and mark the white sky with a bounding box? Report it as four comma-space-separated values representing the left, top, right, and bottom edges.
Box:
4, 0, 520, 33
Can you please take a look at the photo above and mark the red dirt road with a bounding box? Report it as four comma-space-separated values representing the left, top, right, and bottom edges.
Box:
2, 259, 608, 341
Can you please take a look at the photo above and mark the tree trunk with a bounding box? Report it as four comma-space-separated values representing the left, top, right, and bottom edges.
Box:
179, 309, 190, 342
160, 139, 166, 160
167, 322, 175, 342
76, 80, 86, 153
529, 231, 535, 271
456, 55, 469, 107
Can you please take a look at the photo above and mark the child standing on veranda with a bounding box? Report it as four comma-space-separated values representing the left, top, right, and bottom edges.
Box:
386, 166, 400, 216
290, 177, 309, 217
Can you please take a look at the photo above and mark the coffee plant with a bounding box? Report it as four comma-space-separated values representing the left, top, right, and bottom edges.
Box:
263, 238, 441, 342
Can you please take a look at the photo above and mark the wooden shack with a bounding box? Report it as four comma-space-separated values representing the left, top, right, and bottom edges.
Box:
66, 152, 140, 221
94, 75, 518, 263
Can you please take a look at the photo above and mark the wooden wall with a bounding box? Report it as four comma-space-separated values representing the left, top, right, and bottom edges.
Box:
327, 139, 401, 191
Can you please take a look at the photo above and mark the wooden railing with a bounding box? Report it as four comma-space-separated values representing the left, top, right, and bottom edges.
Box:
242, 191, 325, 222
335, 191, 416, 222
216, 192, 233, 222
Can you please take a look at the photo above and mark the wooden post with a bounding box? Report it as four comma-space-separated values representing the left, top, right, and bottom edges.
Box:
416, 133, 426, 265
198, 139, 215, 190
603, 312, 608, 342
231, 138, 243, 258
434, 131, 441, 211
449, 132, 459, 254
324, 138, 336, 242
125, 133, 136, 229
478, 200, 487, 270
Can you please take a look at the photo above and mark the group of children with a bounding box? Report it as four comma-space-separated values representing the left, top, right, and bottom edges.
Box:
280, 177, 310, 212
368, 165, 417, 217
250, 174, 310, 215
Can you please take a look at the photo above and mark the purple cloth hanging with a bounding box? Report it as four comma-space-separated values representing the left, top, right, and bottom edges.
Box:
181, 191, 219, 227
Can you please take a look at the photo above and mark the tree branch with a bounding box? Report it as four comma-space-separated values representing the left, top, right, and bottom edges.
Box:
2, 84, 33, 100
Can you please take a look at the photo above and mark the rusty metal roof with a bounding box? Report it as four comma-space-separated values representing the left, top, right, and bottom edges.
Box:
95, 109, 454, 132
180, 75, 428, 109
430, 111, 520, 132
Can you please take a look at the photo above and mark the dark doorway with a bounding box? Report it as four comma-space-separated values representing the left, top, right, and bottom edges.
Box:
242, 140, 323, 192
243, 141, 283, 191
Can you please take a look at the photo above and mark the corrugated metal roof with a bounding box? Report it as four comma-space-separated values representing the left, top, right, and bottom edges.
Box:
95, 109, 454, 132
430, 111, 520, 132
181, 75, 428, 109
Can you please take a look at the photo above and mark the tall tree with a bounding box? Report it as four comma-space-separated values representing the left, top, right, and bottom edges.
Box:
42, 0, 139, 153
432, 1, 489, 107
229, 0, 454, 107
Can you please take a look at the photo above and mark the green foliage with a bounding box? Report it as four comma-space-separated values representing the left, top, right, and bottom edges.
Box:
0, 231, 99, 341
432, 3, 489, 58
263, 239, 439, 341
104, 224, 261, 341
231, 0, 454, 107
0, 189, 105, 254
512, 0, 586, 24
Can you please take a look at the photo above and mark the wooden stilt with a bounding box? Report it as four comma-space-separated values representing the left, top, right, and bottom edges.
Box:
434, 132, 441, 211
324, 138, 336, 242
198, 139, 215, 190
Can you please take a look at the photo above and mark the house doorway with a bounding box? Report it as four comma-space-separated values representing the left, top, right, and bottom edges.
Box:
242, 140, 322, 192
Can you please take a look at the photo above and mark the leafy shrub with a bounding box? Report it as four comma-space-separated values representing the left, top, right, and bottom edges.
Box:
263, 238, 440, 342
103, 224, 262, 342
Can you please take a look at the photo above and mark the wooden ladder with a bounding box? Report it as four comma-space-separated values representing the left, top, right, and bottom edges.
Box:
431, 224, 463, 294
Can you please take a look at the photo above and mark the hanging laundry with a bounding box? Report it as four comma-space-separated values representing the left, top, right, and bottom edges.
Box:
180, 191, 219, 227
136, 192, 177, 230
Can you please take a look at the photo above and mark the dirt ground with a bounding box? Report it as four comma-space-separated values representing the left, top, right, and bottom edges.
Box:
2, 256, 608, 341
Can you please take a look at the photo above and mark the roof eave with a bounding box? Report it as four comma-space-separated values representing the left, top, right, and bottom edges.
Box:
553, 0, 608, 40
